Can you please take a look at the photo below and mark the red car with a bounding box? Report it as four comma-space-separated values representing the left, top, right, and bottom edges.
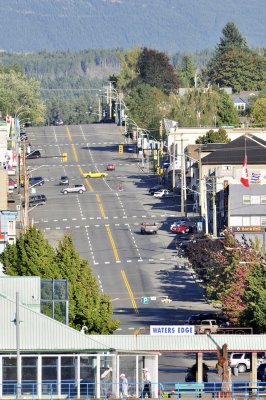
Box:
171, 224, 189, 234
106, 163, 115, 171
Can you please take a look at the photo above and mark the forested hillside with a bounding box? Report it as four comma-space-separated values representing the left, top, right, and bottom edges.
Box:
0, 0, 265, 53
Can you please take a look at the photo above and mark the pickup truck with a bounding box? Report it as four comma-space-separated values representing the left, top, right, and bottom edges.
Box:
195, 320, 253, 335
195, 320, 219, 334
140, 222, 159, 234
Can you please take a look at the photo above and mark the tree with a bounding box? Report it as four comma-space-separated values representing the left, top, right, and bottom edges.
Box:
117, 48, 141, 94
0, 68, 45, 123
216, 90, 239, 126
215, 22, 248, 57
137, 47, 178, 95
207, 22, 265, 92
196, 128, 231, 144
240, 260, 266, 333
55, 233, 120, 333
251, 98, 266, 127
0, 227, 119, 334
208, 50, 266, 92
125, 83, 168, 139
176, 55, 196, 88
0, 226, 58, 277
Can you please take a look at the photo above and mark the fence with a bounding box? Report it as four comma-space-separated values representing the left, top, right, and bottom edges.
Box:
1, 381, 266, 399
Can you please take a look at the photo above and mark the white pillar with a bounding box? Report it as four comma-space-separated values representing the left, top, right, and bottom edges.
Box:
37, 355, 42, 398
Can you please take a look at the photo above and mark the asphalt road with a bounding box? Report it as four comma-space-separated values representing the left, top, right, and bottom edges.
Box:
25, 123, 234, 381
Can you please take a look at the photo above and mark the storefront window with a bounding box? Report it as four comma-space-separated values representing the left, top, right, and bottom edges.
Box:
42, 357, 58, 395
2, 357, 16, 395
61, 356, 77, 397
80, 356, 97, 398
22, 357, 37, 395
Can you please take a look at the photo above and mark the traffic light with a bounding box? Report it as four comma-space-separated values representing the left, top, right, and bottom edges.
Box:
62, 152, 68, 162
118, 144, 123, 154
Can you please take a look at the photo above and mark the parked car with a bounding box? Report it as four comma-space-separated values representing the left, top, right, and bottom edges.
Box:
61, 184, 86, 194
106, 163, 115, 171
149, 184, 164, 194
154, 189, 174, 198
140, 222, 159, 234
83, 171, 108, 178
170, 220, 188, 230
28, 194, 47, 207
257, 363, 266, 381
26, 150, 41, 159
59, 176, 69, 185
171, 224, 190, 234
229, 353, 266, 373
29, 176, 45, 187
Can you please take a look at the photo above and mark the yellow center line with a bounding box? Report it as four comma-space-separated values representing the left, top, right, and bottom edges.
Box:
105, 226, 120, 261
65, 126, 138, 313
71, 143, 79, 162
121, 270, 139, 314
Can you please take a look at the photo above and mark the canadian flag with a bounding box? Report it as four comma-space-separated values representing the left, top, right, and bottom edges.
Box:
240, 156, 249, 187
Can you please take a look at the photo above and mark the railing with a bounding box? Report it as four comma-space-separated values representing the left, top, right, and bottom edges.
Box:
0, 381, 266, 399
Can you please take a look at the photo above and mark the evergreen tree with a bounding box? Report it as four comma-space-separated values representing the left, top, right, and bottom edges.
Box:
215, 22, 248, 57
0, 226, 57, 277
56, 233, 119, 333
176, 55, 196, 88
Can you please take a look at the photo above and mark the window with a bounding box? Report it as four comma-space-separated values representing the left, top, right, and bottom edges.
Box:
243, 195, 250, 205
261, 216, 266, 226
251, 196, 260, 204
261, 196, 266, 205
242, 216, 250, 225
8, 220, 15, 235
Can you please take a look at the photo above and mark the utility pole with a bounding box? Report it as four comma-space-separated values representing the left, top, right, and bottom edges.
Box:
22, 143, 29, 230
15, 292, 21, 398
109, 81, 112, 119
172, 136, 176, 190
180, 134, 186, 215
212, 179, 217, 237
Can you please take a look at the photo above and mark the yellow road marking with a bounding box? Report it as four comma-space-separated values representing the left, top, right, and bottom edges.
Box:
71, 143, 79, 162
106, 225, 120, 261
121, 269, 139, 314
65, 126, 137, 313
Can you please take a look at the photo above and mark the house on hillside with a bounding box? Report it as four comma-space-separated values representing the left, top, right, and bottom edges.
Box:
232, 91, 259, 113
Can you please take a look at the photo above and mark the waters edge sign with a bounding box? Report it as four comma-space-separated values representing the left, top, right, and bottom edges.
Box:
150, 325, 195, 335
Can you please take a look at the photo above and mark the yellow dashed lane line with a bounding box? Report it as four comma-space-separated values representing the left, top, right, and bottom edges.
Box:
121, 270, 139, 314
65, 126, 138, 314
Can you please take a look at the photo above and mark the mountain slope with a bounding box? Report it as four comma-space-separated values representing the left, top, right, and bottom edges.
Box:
0, 0, 265, 53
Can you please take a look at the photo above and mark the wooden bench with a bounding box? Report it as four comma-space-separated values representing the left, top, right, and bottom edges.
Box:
174, 383, 205, 398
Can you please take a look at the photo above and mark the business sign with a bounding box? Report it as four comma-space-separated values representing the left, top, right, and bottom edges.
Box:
232, 226, 263, 233
150, 325, 195, 335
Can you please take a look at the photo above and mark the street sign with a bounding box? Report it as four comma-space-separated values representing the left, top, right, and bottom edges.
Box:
141, 297, 149, 305
150, 296, 157, 301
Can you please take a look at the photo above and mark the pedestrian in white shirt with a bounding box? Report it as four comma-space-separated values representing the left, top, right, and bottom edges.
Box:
142, 368, 151, 398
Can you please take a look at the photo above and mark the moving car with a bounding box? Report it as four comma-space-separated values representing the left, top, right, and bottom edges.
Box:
29, 176, 45, 187
106, 163, 115, 171
83, 171, 108, 178
61, 184, 86, 194
26, 150, 41, 159
154, 189, 174, 198
170, 220, 188, 230
140, 222, 159, 234
59, 176, 69, 185
28, 194, 47, 207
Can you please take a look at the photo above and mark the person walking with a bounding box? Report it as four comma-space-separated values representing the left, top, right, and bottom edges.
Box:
142, 368, 151, 398
120, 373, 128, 399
